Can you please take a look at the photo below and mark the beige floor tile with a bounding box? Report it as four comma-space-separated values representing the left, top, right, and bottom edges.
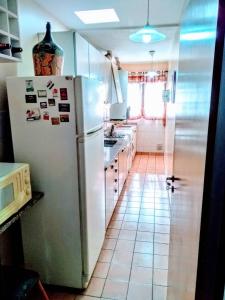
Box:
154, 224, 170, 234
93, 262, 110, 278
155, 204, 170, 210
98, 249, 114, 263
154, 209, 170, 217
155, 217, 170, 225
127, 282, 152, 300
154, 243, 169, 256
126, 196, 142, 202
154, 255, 169, 270
107, 263, 131, 282
154, 233, 170, 244
134, 241, 153, 254
140, 208, 155, 216
103, 238, 117, 250
139, 215, 154, 224
132, 253, 153, 268
108, 220, 123, 230
141, 202, 155, 209
126, 202, 141, 208
83, 277, 105, 297
112, 251, 133, 265
130, 266, 152, 284
153, 269, 168, 286
76, 295, 99, 300
102, 279, 128, 300
121, 221, 138, 231
152, 285, 167, 300
142, 197, 155, 203
106, 228, 120, 239
124, 214, 139, 222
116, 201, 128, 208
115, 239, 135, 252
136, 231, 154, 242
119, 229, 136, 241
125, 207, 140, 215
138, 222, 154, 232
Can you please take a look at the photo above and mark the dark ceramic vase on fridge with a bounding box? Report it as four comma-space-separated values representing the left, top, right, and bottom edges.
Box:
32, 22, 64, 76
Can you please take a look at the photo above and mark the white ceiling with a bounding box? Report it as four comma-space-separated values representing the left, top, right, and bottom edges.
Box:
33, 0, 188, 63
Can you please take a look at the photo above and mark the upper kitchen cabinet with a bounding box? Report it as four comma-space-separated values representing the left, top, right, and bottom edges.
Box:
75, 32, 89, 78
118, 70, 128, 104
0, 0, 21, 62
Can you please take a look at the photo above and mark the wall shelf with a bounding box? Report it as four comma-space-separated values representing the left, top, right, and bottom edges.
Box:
0, 0, 21, 62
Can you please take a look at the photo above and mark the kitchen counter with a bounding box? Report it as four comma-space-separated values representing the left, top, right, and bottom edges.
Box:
104, 135, 130, 169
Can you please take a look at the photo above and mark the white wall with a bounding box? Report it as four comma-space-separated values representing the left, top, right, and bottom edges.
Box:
129, 119, 165, 153
17, 0, 68, 76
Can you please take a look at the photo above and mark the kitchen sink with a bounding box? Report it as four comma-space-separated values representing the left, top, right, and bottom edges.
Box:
104, 140, 117, 147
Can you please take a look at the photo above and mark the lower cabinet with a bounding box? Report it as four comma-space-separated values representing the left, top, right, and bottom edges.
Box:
105, 157, 118, 228
118, 147, 129, 195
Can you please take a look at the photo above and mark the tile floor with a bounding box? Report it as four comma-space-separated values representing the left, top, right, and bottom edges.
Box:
46, 154, 170, 300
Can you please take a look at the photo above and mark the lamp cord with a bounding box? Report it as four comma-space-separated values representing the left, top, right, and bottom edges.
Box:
147, 0, 150, 25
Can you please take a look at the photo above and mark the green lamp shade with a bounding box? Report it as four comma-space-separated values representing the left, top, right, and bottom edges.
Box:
129, 24, 166, 43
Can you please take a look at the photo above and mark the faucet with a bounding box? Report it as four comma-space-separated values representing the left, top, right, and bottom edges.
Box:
109, 125, 115, 137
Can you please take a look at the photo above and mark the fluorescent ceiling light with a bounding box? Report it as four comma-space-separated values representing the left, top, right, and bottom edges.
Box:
74, 8, 119, 24
180, 31, 216, 41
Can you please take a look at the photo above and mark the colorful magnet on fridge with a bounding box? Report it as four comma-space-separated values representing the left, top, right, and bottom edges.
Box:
43, 111, 49, 120
40, 102, 47, 109
51, 117, 60, 125
26, 108, 41, 121
60, 88, 68, 100
25, 94, 37, 103
52, 88, 59, 98
38, 90, 47, 98
25, 80, 34, 92
46, 80, 54, 89
58, 103, 70, 112
48, 98, 56, 106
60, 114, 69, 122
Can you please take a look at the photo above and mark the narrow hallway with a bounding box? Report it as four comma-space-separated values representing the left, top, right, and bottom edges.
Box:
48, 153, 170, 300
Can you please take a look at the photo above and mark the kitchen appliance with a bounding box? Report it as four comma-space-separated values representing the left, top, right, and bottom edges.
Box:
110, 102, 127, 120
0, 163, 31, 225
6, 75, 105, 288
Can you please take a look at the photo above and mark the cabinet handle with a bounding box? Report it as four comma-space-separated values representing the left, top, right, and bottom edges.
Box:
114, 179, 118, 182
115, 159, 118, 163
114, 189, 118, 193
111, 165, 114, 169
115, 169, 118, 173
122, 149, 124, 152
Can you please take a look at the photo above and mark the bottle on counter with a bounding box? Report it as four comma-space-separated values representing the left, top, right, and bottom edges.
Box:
32, 22, 64, 76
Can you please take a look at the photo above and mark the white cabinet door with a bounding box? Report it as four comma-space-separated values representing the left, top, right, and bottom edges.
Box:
75, 32, 89, 78
89, 43, 101, 80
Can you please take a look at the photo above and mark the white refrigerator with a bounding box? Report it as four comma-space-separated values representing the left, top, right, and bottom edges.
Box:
6, 75, 105, 288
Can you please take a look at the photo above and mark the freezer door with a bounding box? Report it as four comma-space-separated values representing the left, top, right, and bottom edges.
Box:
75, 76, 104, 134
78, 129, 105, 286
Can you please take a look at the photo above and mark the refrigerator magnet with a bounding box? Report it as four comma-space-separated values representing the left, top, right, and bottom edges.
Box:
25, 94, 37, 103
40, 102, 47, 109
48, 98, 56, 106
25, 80, 34, 92
60, 88, 68, 100
46, 80, 54, 89
51, 117, 60, 125
58, 103, 70, 112
43, 111, 49, 120
26, 108, 41, 121
52, 88, 59, 98
60, 114, 69, 122
38, 90, 47, 98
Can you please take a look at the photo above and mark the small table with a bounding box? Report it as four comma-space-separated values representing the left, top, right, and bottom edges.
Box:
0, 192, 44, 234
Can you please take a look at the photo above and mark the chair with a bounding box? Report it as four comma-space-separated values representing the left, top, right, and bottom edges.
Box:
0, 265, 49, 300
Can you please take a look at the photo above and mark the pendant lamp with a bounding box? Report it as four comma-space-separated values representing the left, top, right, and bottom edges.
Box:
129, 0, 166, 44
148, 50, 157, 77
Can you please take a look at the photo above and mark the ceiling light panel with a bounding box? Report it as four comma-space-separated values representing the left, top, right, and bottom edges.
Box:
74, 8, 119, 24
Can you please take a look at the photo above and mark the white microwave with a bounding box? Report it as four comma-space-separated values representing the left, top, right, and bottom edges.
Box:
0, 163, 32, 225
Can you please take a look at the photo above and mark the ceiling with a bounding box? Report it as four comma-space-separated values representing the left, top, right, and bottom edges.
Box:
33, 0, 188, 64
